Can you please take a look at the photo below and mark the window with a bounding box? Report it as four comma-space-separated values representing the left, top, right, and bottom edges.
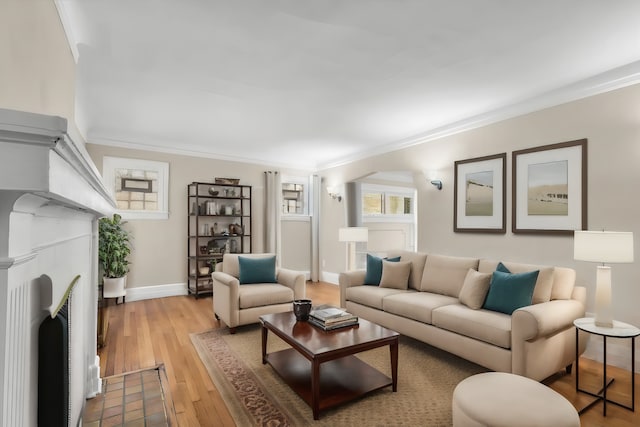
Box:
361, 184, 415, 222
282, 176, 309, 216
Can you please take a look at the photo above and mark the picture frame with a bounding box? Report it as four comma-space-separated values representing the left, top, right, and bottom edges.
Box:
454, 153, 506, 233
512, 139, 587, 234
102, 157, 170, 220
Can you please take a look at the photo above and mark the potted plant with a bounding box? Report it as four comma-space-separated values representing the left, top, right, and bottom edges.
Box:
98, 213, 131, 302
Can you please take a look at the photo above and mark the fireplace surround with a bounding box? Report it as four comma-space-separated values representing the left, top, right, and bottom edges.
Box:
0, 108, 115, 426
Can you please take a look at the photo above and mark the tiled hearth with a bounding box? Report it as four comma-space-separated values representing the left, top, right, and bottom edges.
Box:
83, 365, 176, 426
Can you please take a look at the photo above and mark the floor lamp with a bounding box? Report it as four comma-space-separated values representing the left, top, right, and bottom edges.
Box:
574, 230, 634, 328
338, 227, 368, 271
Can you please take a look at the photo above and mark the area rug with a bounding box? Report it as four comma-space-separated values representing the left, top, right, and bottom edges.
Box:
190, 325, 487, 426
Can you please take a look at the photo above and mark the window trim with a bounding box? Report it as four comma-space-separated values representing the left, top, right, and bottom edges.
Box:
361, 183, 415, 223
281, 174, 311, 219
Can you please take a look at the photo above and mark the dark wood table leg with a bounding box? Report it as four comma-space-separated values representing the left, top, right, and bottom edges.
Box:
261, 323, 268, 364
390, 338, 398, 392
312, 359, 320, 420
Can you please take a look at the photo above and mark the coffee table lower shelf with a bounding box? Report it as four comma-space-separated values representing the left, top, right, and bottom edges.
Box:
264, 348, 393, 418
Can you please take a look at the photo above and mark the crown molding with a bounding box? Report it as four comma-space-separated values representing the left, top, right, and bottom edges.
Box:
316, 60, 640, 171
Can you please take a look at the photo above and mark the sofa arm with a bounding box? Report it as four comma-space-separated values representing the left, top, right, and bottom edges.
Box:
277, 268, 306, 299
212, 271, 241, 327
339, 270, 366, 307
513, 299, 586, 342
511, 298, 586, 380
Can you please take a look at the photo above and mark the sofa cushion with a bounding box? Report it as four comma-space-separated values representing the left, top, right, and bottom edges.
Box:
346, 286, 409, 310
364, 254, 401, 285
483, 270, 538, 315
386, 250, 428, 290
379, 260, 412, 290
420, 254, 480, 297
238, 284, 293, 309
238, 255, 277, 284
550, 267, 577, 300
459, 269, 492, 309
432, 304, 512, 349
479, 260, 555, 304
383, 291, 458, 325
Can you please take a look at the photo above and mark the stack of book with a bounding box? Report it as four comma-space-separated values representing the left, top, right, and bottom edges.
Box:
308, 305, 358, 331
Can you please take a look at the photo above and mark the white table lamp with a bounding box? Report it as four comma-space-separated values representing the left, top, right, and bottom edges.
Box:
574, 230, 634, 328
339, 227, 368, 271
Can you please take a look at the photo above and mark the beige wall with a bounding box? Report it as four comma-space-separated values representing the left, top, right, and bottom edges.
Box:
281, 219, 311, 271
319, 84, 640, 327
86, 144, 312, 288
0, 0, 76, 127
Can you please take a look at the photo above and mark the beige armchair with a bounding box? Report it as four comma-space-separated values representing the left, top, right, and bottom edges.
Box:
212, 253, 306, 333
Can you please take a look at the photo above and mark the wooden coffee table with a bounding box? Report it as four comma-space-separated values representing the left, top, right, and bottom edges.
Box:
260, 311, 399, 420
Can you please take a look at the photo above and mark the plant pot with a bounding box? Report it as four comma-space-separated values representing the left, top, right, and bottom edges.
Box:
103, 276, 127, 299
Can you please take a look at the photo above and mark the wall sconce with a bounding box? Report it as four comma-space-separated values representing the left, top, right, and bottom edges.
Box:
326, 186, 342, 201
430, 180, 443, 190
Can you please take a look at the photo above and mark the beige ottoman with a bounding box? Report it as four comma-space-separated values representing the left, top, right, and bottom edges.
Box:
452, 372, 579, 427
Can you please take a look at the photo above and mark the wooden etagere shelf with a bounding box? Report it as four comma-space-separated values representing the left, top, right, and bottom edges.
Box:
187, 181, 252, 298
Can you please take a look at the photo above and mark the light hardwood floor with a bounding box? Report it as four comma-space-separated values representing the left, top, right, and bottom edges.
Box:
98, 282, 640, 426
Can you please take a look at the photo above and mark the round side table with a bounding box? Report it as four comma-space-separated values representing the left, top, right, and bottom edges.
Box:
574, 317, 640, 416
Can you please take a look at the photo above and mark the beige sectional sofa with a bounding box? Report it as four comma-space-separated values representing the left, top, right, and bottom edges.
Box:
339, 250, 587, 381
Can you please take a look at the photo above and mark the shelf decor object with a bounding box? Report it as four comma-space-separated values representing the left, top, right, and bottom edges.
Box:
573, 230, 634, 327
187, 181, 252, 298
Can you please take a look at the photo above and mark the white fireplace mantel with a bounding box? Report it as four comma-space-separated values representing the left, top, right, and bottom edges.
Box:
0, 108, 115, 426
0, 108, 114, 216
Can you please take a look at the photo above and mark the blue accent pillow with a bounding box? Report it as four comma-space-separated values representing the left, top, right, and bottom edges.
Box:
496, 262, 510, 273
238, 256, 277, 284
483, 269, 539, 314
364, 254, 401, 285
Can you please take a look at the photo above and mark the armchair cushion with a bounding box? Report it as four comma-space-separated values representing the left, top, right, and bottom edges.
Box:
239, 283, 294, 309
238, 255, 277, 284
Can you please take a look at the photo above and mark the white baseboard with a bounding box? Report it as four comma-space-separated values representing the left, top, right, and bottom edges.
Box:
86, 355, 102, 398
322, 272, 339, 285
125, 282, 188, 302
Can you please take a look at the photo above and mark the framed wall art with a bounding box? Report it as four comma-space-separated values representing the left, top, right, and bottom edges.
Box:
102, 156, 170, 220
512, 139, 587, 234
454, 153, 506, 233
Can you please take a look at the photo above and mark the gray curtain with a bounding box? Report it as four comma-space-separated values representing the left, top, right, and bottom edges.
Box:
264, 171, 281, 264
310, 174, 321, 281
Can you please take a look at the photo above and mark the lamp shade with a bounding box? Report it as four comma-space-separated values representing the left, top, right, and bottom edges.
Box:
338, 227, 368, 242
573, 231, 634, 263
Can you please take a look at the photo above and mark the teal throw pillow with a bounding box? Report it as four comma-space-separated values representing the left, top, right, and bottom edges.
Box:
238, 256, 277, 284
483, 269, 539, 314
496, 262, 510, 273
364, 254, 401, 286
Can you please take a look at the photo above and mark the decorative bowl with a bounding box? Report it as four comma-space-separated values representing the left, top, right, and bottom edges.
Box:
293, 299, 312, 321
208, 188, 219, 196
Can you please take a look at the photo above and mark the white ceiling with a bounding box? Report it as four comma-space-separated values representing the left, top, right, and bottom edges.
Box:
56, 1, 640, 170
